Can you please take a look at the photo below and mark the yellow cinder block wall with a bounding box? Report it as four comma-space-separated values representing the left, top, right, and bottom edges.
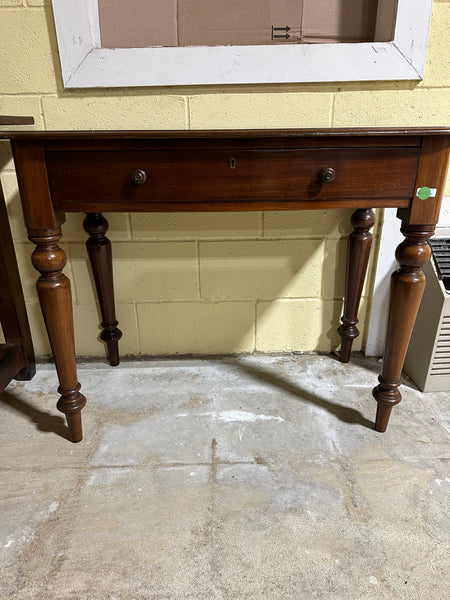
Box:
1, 0, 449, 357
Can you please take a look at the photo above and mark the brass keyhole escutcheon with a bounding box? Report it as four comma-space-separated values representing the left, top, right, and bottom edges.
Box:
230, 158, 237, 169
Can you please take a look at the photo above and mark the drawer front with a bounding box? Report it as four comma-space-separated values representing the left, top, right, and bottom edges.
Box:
46, 147, 420, 210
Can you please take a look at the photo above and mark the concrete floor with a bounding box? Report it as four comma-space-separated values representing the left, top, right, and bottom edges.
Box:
0, 353, 449, 600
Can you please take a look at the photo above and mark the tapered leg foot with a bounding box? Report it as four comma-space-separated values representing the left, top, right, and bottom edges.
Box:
339, 337, 354, 366
100, 324, 120, 367
372, 376, 402, 432
375, 401, 394, 433
372, 223, 434, 432
65, 411, 84, 443
338, 209, 376, 363
83, 213, 122, 366
56, 381, 86, 442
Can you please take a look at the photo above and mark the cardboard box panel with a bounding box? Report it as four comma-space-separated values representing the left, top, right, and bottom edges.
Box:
178, 0, 302, 47
302, 0, 378, 42
98, 0, 380, 48
99, 0, 178, 48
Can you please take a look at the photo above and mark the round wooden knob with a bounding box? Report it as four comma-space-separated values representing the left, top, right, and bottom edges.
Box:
131, 169, 147, 185
319, 167, 336, 183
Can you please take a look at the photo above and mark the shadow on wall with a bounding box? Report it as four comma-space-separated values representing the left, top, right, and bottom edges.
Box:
61, 210, 361, 356
3, 191, 370, 357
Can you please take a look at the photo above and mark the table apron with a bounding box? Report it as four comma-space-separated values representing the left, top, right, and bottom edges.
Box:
44, 147, 420, 212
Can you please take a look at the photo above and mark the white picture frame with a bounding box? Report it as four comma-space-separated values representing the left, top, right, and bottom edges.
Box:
51, 0, 433, 88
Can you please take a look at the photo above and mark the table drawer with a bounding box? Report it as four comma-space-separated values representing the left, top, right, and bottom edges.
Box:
46, 147, 420, 210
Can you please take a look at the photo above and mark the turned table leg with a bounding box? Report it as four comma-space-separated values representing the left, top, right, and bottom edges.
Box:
31, 229, 86, 442
338, 208, 376, 362
83, 213, 122, 366
372, 223, 434, 432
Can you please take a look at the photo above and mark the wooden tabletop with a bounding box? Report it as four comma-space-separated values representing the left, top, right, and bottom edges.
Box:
1, 127, 450, 140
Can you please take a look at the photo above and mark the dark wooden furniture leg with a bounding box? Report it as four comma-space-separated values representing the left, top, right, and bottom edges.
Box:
0, 181, 35, 389
83, 213, 122, 366
30, 229, 86, 441
372, 223, 434, 431
373, 135, 450, 431
12, 139, 87, 443
338, 208, 376, 362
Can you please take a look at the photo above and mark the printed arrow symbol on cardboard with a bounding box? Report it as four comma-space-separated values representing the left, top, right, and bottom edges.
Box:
272, 26, 291, 40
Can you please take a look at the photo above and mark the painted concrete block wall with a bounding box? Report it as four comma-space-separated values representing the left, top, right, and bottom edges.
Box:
1, 0, 449, 357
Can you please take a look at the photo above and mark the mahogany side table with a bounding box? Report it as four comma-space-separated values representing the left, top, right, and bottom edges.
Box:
1, 128, 449, 442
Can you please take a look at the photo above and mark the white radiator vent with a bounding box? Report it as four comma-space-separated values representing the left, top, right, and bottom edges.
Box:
428, 239, 450, 291
430, 316, 450, 377
404, 239, 450, 392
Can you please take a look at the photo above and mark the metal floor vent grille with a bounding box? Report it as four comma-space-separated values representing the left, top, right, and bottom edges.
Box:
429, 238, 450, 292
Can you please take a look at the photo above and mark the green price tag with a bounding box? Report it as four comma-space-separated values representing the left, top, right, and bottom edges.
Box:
417, 186, 431, 200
